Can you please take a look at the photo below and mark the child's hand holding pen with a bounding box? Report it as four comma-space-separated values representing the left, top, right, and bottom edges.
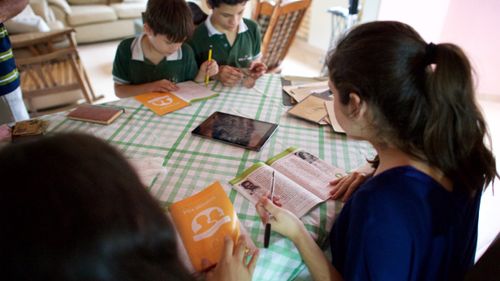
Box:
263, 171, 276, 248
199, 59, 219, 84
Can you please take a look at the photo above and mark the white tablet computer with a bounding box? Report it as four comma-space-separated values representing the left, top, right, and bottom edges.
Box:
192, 111, 278, 151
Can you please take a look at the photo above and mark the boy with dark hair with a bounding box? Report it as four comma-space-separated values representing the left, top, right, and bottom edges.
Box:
188, 0, 267, 87
112, 0, 218, 98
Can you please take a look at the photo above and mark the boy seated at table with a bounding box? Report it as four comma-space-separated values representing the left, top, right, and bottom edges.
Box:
188, 0, 267, 88
112, 0, 218, 98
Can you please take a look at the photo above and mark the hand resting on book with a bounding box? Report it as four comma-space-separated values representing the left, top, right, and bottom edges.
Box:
329, 171, 369, 202
329, 162, 376, 202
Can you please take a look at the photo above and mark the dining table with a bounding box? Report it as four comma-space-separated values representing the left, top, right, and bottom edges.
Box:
40, 73, 375, 280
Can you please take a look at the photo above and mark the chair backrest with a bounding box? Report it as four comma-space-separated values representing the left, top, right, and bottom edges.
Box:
10, 28, 99, 114
252, 0, 311, 72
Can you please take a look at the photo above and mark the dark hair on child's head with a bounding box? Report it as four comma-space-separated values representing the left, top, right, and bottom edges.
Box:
207, 0, 248, 8
0, 133, 193, 281
144, 0, 194, 42
188, 1, 208, 26
327, 21, 497, 195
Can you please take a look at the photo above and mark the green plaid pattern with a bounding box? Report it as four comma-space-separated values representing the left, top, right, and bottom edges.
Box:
42, 74, 375, 281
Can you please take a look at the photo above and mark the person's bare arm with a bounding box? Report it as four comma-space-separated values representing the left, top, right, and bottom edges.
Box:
292, 225, 343, 281
0, 0, 29, 22
256, 197, 343, 281
114, 80, 179, 98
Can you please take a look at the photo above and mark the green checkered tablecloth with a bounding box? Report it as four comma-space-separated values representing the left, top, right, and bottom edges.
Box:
41, 74, 375, 280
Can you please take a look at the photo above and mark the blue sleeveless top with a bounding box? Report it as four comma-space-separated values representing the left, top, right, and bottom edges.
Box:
330, 166, 481, 281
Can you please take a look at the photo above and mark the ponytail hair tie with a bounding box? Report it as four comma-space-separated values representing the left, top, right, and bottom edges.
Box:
424, 42, 438, 65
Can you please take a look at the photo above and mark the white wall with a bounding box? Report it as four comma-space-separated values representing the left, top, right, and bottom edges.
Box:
439, 0, 500, 97
376, 0, 500, 96
377, 0, 451, 42
308, 0, 346, 50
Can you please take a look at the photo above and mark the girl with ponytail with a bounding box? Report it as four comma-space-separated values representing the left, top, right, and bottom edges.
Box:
256, 21, 497, 281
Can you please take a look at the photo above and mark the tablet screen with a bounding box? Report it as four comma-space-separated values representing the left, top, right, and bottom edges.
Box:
192, 112, 278, 151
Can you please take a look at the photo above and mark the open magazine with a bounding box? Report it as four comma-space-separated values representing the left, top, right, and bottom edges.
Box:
229, 147, 345, 218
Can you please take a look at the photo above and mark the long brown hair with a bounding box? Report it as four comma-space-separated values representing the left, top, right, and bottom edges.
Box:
328, 21, 497, 195
0, 133, 193, 281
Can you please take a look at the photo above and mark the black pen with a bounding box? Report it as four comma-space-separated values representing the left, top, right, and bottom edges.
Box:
264, 171, 275, 248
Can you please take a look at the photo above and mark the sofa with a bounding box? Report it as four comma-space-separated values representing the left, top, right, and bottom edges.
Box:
47, 0, 147, 43
4, 0, 146, 113
7, 0, 147, 43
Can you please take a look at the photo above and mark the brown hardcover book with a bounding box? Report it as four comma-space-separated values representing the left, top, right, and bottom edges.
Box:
67, 104, 124, 125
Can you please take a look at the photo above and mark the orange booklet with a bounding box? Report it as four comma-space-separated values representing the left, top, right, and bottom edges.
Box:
169, 181, 253, 272
135, 92, 189, 116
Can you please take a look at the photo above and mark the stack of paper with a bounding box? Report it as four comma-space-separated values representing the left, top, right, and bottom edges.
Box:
283, 79, 345, 134
282, 80, 329, 103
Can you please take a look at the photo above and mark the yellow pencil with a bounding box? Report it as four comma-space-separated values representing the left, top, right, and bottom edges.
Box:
205, 45, 213, 86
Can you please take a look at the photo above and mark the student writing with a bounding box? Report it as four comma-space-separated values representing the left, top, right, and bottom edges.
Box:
188, 0, 267, 87
112, 0, 218, 98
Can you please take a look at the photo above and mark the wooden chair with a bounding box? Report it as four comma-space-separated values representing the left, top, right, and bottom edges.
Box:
252, 0, 312, 72
9, 28, 102, 115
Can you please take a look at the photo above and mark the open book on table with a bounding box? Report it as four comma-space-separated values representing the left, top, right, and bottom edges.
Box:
168, 181, 255, 273
229, 147, 346, 218
135, 81, 218, 116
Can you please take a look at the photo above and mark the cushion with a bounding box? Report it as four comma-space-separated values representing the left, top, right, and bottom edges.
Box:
67, 5, 117, 26
30, 0, 57, 23
4, 5, 50, 34
47, 0, 72, 14
46, 20, 65, 30
111, 3, 145, 19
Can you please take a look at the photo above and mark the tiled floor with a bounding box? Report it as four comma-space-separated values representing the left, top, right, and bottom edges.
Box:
78, 38, 500, 260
